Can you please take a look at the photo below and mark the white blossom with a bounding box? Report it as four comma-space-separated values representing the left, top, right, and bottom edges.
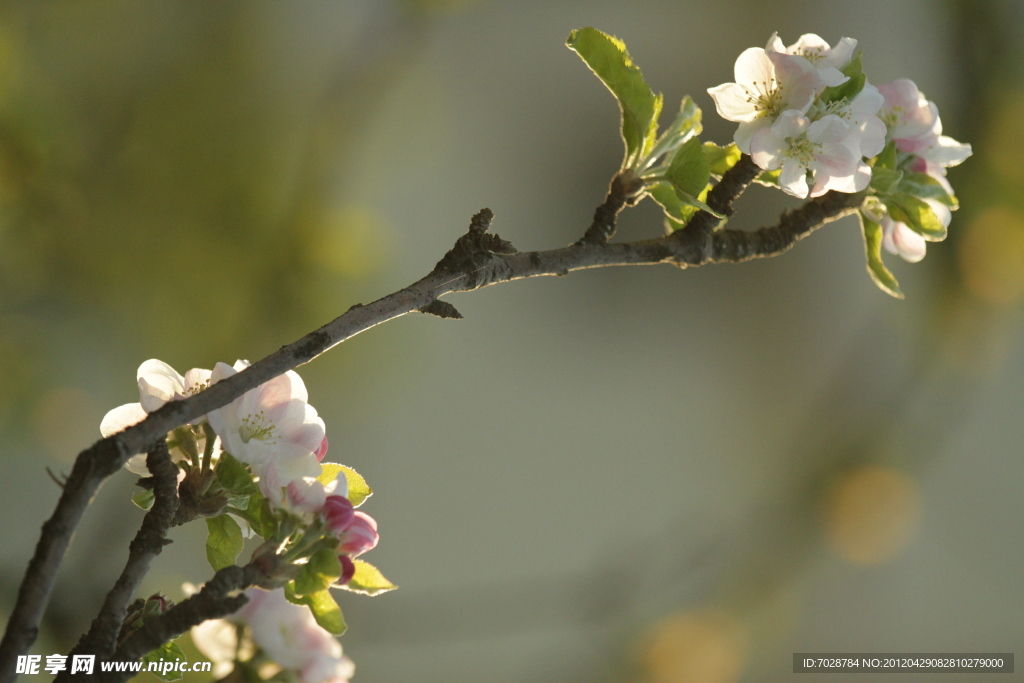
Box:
766, 32, 858, 71
750, 110, 869, 198
707, 45, 846, 153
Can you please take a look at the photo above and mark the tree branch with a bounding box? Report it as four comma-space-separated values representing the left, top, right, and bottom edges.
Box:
99, 563, 266, 683
57, 442, 180, 680
0, 155, 864, 681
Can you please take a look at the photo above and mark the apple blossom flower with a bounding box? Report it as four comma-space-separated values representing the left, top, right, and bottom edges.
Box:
810, 82, 887, 159
207, 360, 324, 487
194, 588, 354, 683
881, 198, 952, 263
260, 467, 346, 520
708, 43, 847, 153
877, 79, 939, 146
750, 110, 870, 198
100, 359, 213, 475
766, 32, 858, 71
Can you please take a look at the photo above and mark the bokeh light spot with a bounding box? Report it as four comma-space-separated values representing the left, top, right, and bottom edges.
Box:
640, 608, 748, 683
823, 466, 921, 565
958, 205, 1024, 304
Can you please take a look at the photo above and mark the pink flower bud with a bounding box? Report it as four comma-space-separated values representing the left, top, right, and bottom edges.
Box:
338, 555, 356, 585
338, 512, 378, 558
322, 495, 355, 535
314, 436, 329, 462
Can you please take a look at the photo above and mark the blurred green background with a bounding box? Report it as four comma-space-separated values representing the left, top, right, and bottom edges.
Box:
1, 1, 1022, 681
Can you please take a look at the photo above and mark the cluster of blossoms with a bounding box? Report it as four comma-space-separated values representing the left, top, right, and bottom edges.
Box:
708, 33, 970, 272
192, 588, 354, 683
102, 359, 390, 682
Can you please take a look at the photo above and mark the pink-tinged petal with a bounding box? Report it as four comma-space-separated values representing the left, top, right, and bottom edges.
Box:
337, 555, 356, 585
708, 82, 758, 123
314, 436, 329, 462
878, 79, 921, 112
750, 127, 786, 171
771, 110, 810, 139
339, 512, 379, 557
323, 495, 355, 535
888, 220, 927, 262
733, 119, 770, 154
286, 479, 327, 515
101, 402, 148, 438
768, 51, 820, 111
210, 361, 238, 384
779, 160, 809, 198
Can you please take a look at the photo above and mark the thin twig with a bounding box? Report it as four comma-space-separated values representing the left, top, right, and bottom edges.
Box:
56, 442, 180, 681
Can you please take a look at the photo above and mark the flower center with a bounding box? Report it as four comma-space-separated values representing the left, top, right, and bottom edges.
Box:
881, 105, 904, 129
798, 48, 826, 65
744, 79, 784, 117
784, 136, 822, 165
239, 411, 279, 444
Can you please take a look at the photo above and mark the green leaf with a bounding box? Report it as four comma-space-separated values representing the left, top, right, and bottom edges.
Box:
820, 51, 865, 104
215, 452, 258, 496
860, 212, 903, 299
869, 167, 904, 194
753, 168, 782, 187
899, 172, 958, 208
319, 463, 373, 507
648, 182, 699, 228
132, 488, 155, 511
703, 142, 742, 177
666, 137, 711, 200
258, 497, 278, 539
205, 515, 244, 571
295, 548, 343, 596
339, 560, 398, 597
285, 583, 347, 635
567, 27, 661, 169
142, 640, 187, 681
885, 194, 947, 240
872, 140, 898, 170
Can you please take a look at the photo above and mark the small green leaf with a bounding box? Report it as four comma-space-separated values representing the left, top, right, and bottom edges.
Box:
644, 96, 702, 165
205, 515, 244, 571
872, 140, 898, 170
860, 212, 903, 299
295, 548, 343, 596
869, 167, 903, 194
258, 497, 278, 539
648, 182, 699, 228
885, 194, 947, 240
285, 583, 347, 635
666, 136, 711, 201
319, 463, 373, 507
899, 172, 958, 208
215, 452, 257, 495
753, 168, 782, 187
567, 27, 661, 169
339, 560, 398, 597
820, 51, 865, 104
132, 489, 155, 511
142, 640, 187, 681
703, 142, 742, 177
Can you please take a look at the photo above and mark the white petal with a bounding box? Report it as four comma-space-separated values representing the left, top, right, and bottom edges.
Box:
779, 161, 809, 198
750, 127, 786, 170
927, 136, 973, 167
816, 66, 849, 88
772, 109, 810, 138
137, 359, 185, 412
821, 37, 857, 70
850, 83, 884, 116
183, 368, 212, 393
708, 83, 758, 123
733, 119, 770, 154
858, 116, 888, 158
925, 198, 952, 229
765, 32, 786, 53
733, 47, 775, 89
893, 221, 927, 262
791, 33, 830, 54
101, 402, 148, 438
